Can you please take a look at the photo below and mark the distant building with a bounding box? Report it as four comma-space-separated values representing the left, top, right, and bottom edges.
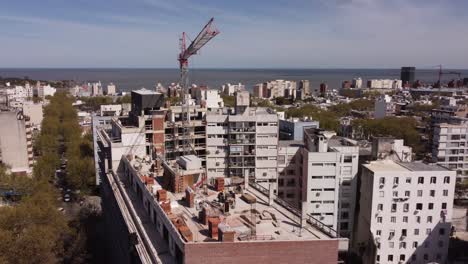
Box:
91, 82, 103, 96
352, 78, 362, 89
367, 79, 402, 89
342, 81, 352, 89
0, 112, 33, 174
353, 160, 455, 264
221, 83, 245, 96
320, 83, 328, 96
374, 95, 395, 119
298, 80, 310, 98
401, 66, 416, 86
105, 83, 117, 95
253, 80, 296, 99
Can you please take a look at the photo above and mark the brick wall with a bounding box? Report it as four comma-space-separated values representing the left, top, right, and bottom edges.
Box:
184, 240, 338, 264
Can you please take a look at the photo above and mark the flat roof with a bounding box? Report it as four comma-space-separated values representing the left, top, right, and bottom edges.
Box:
279, 140, 304, 147
364, 160, 450, 172
124, 155, 336, 243
132, 88, 161, 95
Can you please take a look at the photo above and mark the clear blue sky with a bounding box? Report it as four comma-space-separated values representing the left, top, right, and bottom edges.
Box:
1, 0, 467, 68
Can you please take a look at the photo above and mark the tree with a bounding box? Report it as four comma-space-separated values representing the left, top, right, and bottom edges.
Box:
221, 95, 235, 107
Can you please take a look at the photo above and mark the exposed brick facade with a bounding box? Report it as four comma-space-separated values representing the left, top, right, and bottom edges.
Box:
184, 240, 339, 264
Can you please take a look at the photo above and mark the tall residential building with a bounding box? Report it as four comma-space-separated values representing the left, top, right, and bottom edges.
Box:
22, 101, 43, 130
91, 82, 103, 96
367, 79, 402, 89
432, 123, 468, 182
221, 83, 245, 96
352, 78, 363, 89
205, 95, 279, 188
253, 80, 297, 99
105, 83, 117, 95
298, 80, 310, 97
301, 128, 360, 238
374, 95, 395, 119
353, 160, 455, 264
0, 112, 33, 174
401, 66, 416, 86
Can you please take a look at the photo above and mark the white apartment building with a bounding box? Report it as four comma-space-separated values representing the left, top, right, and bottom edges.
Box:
433, 122, 468, 182
253, 80, 297, 99
100, 104, 123, 116
221, 83, 245, 96
36, 84, 56, 98
374, 94, 395, 119
91, 82, 103, 96
352, 78, 363, 89
353, 160, 456, 264
195, 89, 224, 109
105, 83, 117, 95
367, 79, 402, 89
301, 128, 359, 238
206, 93, 279, 188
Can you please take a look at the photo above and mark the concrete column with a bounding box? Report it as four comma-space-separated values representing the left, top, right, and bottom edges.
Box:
268, 183, 274, 206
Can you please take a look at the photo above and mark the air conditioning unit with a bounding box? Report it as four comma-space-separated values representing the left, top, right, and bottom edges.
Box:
379, 184, 384, 189
263, 172, 267, 176
216, 162, 220, 166
319, 215, 325, 220
315, 204, 320, 208
316, 193, 320, 197
215, 150, 220, 154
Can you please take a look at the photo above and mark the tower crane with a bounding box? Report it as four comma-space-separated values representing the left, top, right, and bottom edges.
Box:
437, 64, 461, 87
178, 17, 219, 155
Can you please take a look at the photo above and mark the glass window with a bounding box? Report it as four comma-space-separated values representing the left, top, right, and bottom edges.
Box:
444, 176, 450, 183
443, 190, 449, 196
428, 203, 434, 210
388, 255, 393, 261
430, 190, 435, 197
406, 177, 411, 183
414, 229, 419, 235
416, 203, 423, 210
413, 241, 418, 248
377, 204, 383, 211
417, 190, 423, 197
418, 177, 424, 184
430, 177, 437, 184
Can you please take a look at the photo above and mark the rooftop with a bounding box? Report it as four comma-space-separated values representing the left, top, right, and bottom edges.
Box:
132, 88, 161, 95
124, 155, 342, 244
364, 160, 450, 172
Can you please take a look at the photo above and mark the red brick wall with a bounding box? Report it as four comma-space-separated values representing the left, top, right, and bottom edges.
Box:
152, 116, 165, 131
184, 240, 338, 264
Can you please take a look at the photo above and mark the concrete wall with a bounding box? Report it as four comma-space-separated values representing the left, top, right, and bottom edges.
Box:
0, 112, 30, 173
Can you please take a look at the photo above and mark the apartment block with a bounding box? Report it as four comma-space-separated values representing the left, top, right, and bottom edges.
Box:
0, 112, 33, 175
374, 95, 395, 119
302, 128, 360, 238
353, 160, 456, 264
279, 117, 319, 141
433, 122, 468, 182
205, 105, 279, 188
253, 80, 297, 99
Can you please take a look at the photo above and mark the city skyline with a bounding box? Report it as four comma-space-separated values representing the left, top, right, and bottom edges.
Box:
1, 0, 468, 68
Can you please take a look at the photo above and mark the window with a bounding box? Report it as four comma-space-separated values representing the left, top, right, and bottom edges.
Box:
278, 155, 285, 165
400, 242, 406, 249
406, 177, 411, 183
403, 216, 408, 223
389, 230, 395, 239
388, 255, 394, 262
343, 155, 352, 163
391, 216, 396, 223
430, 190, 435, 197
424, 254, 428, 260
413, 241, 418, 248
442, 202, 447, 209
379, 177, 385, 185
404, 191, 410, 197
389, 242, 394, 248
376, 255, 380, 262
414, 228, 420, 235
412, 254, 416, 261
443, 189, 449, 196
393, 191, 398, 197
400, 254, 405, 261
439, 228, 445, 235
429, 203, 434, 210
376, 230, 382, 236
416, 203, 423, 210
391, 203, 397, 212
379, 191, 384, 197
444, 176, 450, 183
393, 177, 399, 185
416, 216, 421, 223
427, 216, 433, 223
426, 228, 431, 235
403, 203, 409, 212
402, 229, 407, 237
377, 204, 383, 211
341, 212, 349, 219
417, 190, 423, 197
418, 177, 424, 184
377, 217, 382, 223
430, 177, 437, 184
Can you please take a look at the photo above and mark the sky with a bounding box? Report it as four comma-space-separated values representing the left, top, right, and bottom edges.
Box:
0, 0, 468, 68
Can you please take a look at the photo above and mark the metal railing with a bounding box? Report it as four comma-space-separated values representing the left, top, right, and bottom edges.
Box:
306, 214, 339, 238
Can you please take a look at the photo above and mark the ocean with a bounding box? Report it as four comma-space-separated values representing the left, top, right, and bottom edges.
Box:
1, 68, 467, 92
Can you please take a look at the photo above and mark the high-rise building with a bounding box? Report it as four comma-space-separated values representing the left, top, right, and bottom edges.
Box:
353, 160, 456, 264
0, 112, 33, 175
105, 83, 117, 95
298, 80, 310, 97
301, 128, 360, 237
401, 67, 416, 86
432, 123, 468, 183
352, 78, 362, 89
